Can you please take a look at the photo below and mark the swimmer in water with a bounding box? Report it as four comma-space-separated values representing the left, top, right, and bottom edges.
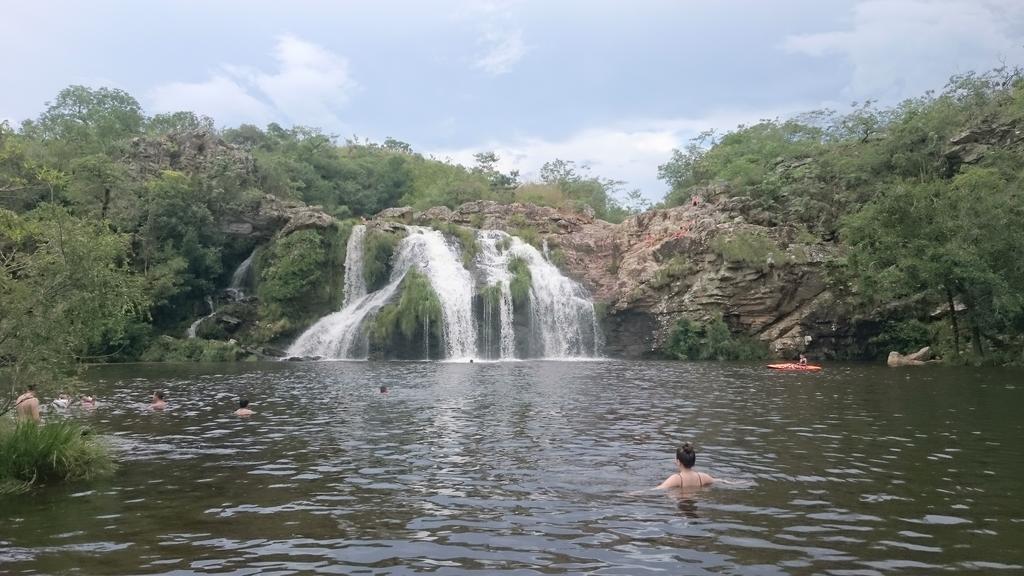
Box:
52, 393, 71, 409
657, 442, 717, 489
15, 385, 41, 423
234, 398, 254, 417
379, 386, 388, 394
150, 391, 167, 410
80, 395, 96, 409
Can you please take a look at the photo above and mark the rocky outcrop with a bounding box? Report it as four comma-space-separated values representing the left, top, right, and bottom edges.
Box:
124, 129, 255, 179
220, 194, 337, 239
945, 119, 1024, 171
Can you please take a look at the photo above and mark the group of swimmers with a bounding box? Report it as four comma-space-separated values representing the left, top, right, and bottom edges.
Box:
16, 384, 722, 492
147, 390, 254, 417
13, 385, 256, 422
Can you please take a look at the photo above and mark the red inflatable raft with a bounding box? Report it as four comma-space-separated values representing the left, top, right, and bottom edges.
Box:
766, 363, 823, 372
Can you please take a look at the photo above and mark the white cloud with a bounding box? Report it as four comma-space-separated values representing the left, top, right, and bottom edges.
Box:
783, 0, 1024, 101
429, 109, 795, 203
148, 35, 354, 129
474, 28, 528, 76
149, 75, 276, 126
457, 1, 530, 76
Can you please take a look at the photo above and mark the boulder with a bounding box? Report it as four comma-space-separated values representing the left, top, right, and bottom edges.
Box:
376, 206, 415, 223
887, 346, 937, 367
417, 206, 453, 223
221, 194, 336, 239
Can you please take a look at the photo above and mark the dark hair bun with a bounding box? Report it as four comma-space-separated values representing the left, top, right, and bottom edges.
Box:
680, 442, 694, 453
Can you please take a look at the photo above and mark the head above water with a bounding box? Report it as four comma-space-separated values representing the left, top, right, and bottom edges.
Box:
239, 398, 249, 408
676, 442, 697, 468
153, 391, 165, 401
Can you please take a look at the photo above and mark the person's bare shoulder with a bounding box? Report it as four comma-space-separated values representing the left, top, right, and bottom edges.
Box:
656, 474, 681, 490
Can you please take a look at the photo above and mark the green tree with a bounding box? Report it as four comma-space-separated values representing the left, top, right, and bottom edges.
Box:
26, 85, 144, 160
0, 205, 147, 414
147, 111, 215, 135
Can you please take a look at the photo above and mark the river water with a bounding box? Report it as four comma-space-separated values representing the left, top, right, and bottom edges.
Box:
1, 361, 1022, 575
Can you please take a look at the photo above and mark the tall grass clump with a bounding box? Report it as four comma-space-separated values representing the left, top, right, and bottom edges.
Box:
0, 421, 115, 494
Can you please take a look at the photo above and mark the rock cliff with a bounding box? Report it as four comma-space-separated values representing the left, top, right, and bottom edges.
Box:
394, 197, 859, 359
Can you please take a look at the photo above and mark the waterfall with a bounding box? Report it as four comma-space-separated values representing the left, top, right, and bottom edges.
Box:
508, 238, 601, 358
403, 226, 477, 360
287, 226, 477, 360
186, 296, 216, 339
226, 249, 256, 300
286, 224, 601, 361
342, 225, 368, 308
476, 231, 517, 359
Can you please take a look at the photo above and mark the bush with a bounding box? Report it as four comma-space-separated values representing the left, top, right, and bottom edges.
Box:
650, 256, 691, 289
371, 271, 443, 344
258, 229, 327, 317
0, 421, 116, 494
480, 284, 503, 309
865, 318, 933, 361
665, 316, 768, 360
710, 231, 780, 265
140, 336, 247, 362
548, 247, 567, 269
363, 228, 400, 291
509, 257, 532, 307
429, 221, 479, 265
512, 226, 541, 248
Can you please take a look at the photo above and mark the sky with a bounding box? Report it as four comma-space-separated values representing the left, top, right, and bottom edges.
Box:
3, 0, 1024, 203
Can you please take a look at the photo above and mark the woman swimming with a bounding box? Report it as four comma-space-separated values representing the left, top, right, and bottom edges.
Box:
656, 442, 716, 489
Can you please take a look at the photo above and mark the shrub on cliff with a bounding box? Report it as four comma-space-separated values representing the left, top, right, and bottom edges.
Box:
371, 271, 443, 357
363, 229, 400, 291
508, 257, 532, 307
666, 316, 767, 361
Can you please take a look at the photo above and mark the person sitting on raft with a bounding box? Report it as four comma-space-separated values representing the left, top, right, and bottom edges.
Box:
798, 354, 808, 366
657, 442, 717, 489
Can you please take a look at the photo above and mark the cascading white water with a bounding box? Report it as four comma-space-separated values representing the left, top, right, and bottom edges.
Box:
186, 296, 216, 339
226, 249, 256, 300
342, 225, 367, 308
404, 226, 477, 360
508, 238, 601, 358
476, 231, 517, 359
286, 223, 601, 361
287, 226, 478, 360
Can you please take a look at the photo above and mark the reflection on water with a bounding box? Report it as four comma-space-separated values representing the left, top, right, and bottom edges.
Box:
1, 360, 1023, 575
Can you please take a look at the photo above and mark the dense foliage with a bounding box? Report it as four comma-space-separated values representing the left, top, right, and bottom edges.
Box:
659, 68, 1024, 363
665, 316, 769, 361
